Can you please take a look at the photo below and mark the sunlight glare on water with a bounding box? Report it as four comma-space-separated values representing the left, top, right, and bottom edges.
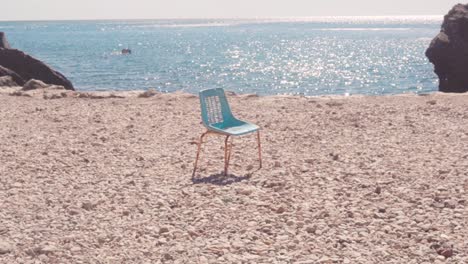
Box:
1, 16, 442, 95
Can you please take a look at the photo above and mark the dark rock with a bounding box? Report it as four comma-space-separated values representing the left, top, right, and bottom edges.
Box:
329, 153, 339, 161
0, 48, 74, 90
159, 226, 170, 234
439, 248, 454, 258
426, 4, 468, 93
276, 206, 286, 214
374, 186, 382, 194
436, 246, 454, 258
162, 253, 173, 261
0, 33, 70, 88
0, 76, 18, 87
0, 32, 10, 49
444, 200, 457, 209
0, 65, 25, 86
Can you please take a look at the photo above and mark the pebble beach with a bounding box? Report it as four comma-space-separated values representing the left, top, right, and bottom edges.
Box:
0, 87, 467, 263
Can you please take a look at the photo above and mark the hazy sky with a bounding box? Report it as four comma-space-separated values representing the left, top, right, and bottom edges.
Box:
1, 0, 462, 21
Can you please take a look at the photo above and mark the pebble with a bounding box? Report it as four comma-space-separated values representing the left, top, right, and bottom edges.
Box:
198, 256, 209, 263
70, 246, 81, 253
305, 226, 316, 234
68, 208, 80, 215
37, 245, 57, 255
437, 247, 454, 258
163, 253, 173, 261
444, 201, 456, 209
236, 188, 253, 196
0, 241, 12, 254
231, 240, 244, 249
247, 221, 258, 227
375, 186, 382, 194
276, 206, 286, 214
159, 226, 170, 234
330, 153, 339, 161
38, 254, 49, 262
11, 182, 22, 188
81, 202, 95, 211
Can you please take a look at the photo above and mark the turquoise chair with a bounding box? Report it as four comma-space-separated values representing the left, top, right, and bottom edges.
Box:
192, 88, 262, 177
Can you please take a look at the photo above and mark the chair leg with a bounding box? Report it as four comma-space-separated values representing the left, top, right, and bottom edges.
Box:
257, 130, 262, 169
224, 135, 232, 176
194, 130, 260, 177
227, 137, 233, 172
192, 131, 208, 178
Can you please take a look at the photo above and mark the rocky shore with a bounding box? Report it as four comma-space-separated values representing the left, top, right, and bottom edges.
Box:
0, 89, 467, 263
0, 32, 74, 90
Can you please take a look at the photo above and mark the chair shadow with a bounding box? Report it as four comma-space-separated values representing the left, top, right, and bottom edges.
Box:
192, 172, 252, 186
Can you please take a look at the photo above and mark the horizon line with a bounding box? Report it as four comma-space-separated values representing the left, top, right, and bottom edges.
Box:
0, 15, 445, 23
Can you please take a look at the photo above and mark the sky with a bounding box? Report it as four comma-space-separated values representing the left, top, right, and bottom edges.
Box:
0, 0, 463, 21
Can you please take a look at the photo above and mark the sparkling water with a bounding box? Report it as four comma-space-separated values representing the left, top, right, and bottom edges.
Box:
0, 17, 442, 95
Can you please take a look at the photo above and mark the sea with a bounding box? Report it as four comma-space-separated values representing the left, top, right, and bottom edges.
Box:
0, 17, 443, 96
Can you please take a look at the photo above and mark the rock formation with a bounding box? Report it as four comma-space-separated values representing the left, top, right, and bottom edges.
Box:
0, 49, 74, 90
426, 4, 468, 93
0, 32, 74, 90
0, 32, 10, 49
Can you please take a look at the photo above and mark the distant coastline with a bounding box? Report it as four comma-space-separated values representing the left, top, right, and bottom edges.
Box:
0, 15, 443, 23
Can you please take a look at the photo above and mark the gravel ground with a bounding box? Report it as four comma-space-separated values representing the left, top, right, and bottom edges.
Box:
0, 88, 467, 263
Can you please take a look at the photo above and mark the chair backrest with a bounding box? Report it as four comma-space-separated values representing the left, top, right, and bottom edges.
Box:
199, 88, 235, 128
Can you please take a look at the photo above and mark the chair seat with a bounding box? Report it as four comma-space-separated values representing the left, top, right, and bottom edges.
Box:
209, 122, 259, 136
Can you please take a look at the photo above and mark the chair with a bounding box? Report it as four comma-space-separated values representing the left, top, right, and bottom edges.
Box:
192, 88, 262, 177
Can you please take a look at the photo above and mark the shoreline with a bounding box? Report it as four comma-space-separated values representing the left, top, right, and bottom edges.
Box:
0, 85, 455, 100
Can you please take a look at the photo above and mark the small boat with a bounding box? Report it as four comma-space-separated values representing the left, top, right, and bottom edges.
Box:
121, 48, 132, 55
